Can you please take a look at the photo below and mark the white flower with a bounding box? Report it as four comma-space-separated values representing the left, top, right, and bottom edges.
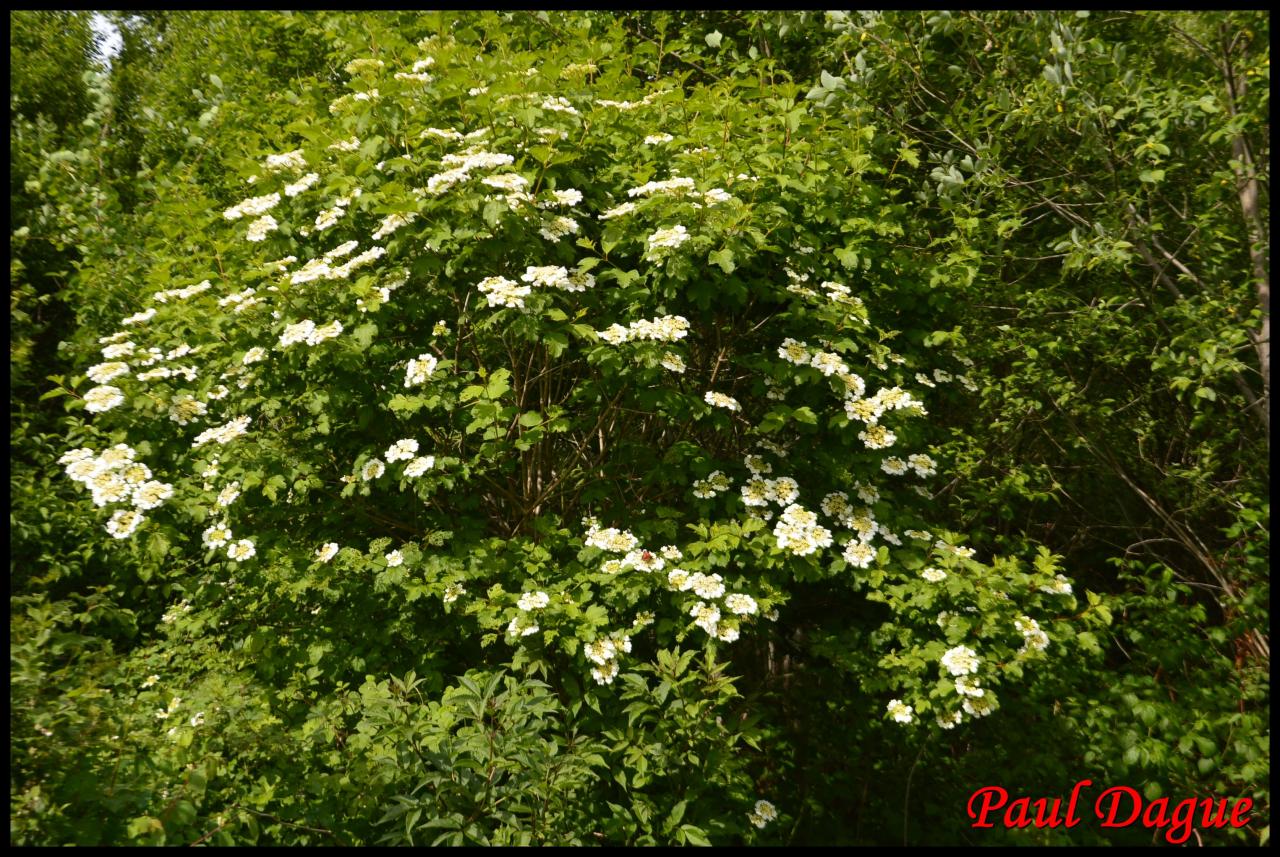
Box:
245, 214, 278, 242
937, 710, 963, 730
858, 424, 897, 450
887, 699, 914, 724
132, 480, 174, 511
476, 275, 531, 309
517, 590, 550, 611
507, 614, 540, 637
316, 543, 340, 563
279, 319, 317, 348
404, 456, 435, 477
599, 201, 637, 220
87, 362, 131, 384
539, 215, 579, 242
385, 550, 404, 567
644, 224, 689, 259
584, 637, 618, 665
704, 391, 741, 412
627, 176, 696, 198
690, 601, 720, 635
921, 567, 947, 583
361, 459, 386, 481
551, 188, 583, 207
955, 675, 984, 698
284, 172, 320, 197
263, 149, 307, 172
1039, 573, 1073, 596
842, 541, 876, 569
442, 582, 465, 603
215, 482, 240, 507
404, 354, 438, 387
690, 572, 725, 600
660, 545, 683, 561
385, 438, 419, 462
223, 191, 281, 220
667, 568, 691, 590
881, 457, 909, 476
768, 476, 800, 506
724, 593, 758, 615
102, 341, 136, 360
84, 385, 125, 413
227, 539, 256, 562
717, 625, 741, 642
940, 645, 980, 677
141, 674, 160, 689
203, 523, 233, 549
590, 659, 619, 685
660, 352, 686, 373
810, 351, 848, 376
106, 508, 145, 539
623, 549, 665, 573
908, 453, 937, 477
643, 132, 674, 145
306, 320, 344, 345
372, 211, 417, 241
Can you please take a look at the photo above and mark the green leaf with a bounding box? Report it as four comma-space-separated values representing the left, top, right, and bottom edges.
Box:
705, 31, 722, 48
352, 323, 378, 350
709, 248, 735, 274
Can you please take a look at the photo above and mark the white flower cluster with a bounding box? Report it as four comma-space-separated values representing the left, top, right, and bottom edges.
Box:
1015, 615, 1050, 653
584, 521, 640, 553
540, 95, 579, 115
84, 385, 126, 413
192, 415, 251, 448
122, 307, 156, 326
404, 353, 438, 387
772, 504, 833, 556
940, 645, 980, 677
626, 176, 696, 198
748, 800, 778, 829
692, 470, 731, 499
643, 132, 674, 145
284, 172, 320, 197
887, 698, 914, 724
426, 149, 516, 195
703, 391, 741, 412
538, 215, 580, 242
371, 211, 417, 240
595, 315, 689, 345
584, 631, 631, 685
596, 91, 663, 110
644, 224, 689, 259
61, 445, 174, 535
508, 589, 549, 638
168, 394, 208, 426
476, 275, 531, 309
598, 201, 637, 220
87, 361, 130, 384
262, 149, 307, 173
1039, 574, 1073, 596
153, 279, 212, 303
223, 192, 281, 221
521, 265, 595, 292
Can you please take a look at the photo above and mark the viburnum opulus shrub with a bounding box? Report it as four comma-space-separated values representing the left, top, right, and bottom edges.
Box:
53, 14, 1087, 842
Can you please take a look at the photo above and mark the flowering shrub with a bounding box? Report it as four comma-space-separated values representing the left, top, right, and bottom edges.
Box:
24, 11, 1198, 847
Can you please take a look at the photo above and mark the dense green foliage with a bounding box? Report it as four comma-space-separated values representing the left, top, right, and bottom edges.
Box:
10, 11, 1268, 846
